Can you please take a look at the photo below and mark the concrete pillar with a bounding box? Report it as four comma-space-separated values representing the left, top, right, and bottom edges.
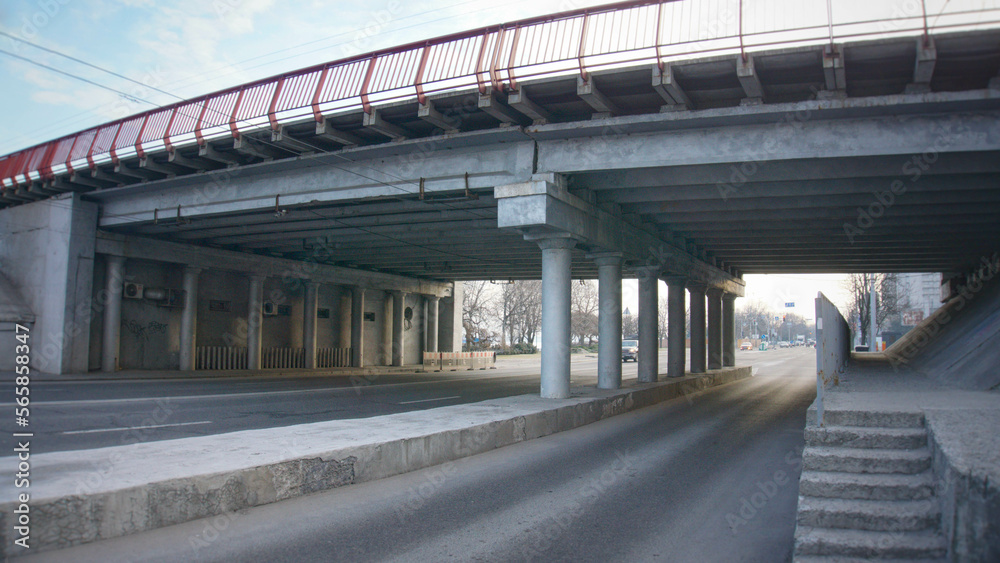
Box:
303, 281, 319, 369
665, 276, 687, 378
338, 292, 351, 348
351, 287, 365, 367
592, 253, 622, 390
707, 288, 723, 370
179, 266, 202, 371
538, 237, 576, 399
723, 293, 737, 367
392, 290, 407, 366
421, 297, 428, 353
687, 282, 707, 374
101, 255, 126, 372
427, 296, 440, 353
636, 266, 660, 383
382, 293, 393, 365
247, 275, 265, 370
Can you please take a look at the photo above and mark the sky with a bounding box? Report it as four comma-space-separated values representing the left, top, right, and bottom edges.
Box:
4, 0, 976, 314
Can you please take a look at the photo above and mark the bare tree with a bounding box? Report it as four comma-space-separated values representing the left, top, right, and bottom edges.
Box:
571, 280, 599, 345
463, 280, 494, 350
622, 308, 638, 339
736, 300, 774, 340
843, 273, 907, 345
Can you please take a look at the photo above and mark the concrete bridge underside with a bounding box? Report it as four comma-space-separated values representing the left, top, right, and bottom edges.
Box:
3, 33, 1000, 397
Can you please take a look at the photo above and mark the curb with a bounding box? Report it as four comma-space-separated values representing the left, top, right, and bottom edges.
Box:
1, 366, 750, 558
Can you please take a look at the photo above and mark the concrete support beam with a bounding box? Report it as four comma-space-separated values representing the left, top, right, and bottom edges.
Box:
316, 119, 363, 146
139, 156, 182, 177
496, 175, 744, 296
823, 45, 847, 95
198, 143, 241, 165
538, 237, 576, 398
417, 101, 459, 132
101, 255, 125, 372
392, 290, 407, 366
303, 281, 319, 369
477, 92, 523, 124
508, 89, 551, 123
707, 288, 723, 370
113, 163, 161, 181
577, 77, 620, 116
736, 55, 764, 104
68, 172, 106, 189
339, 292, 352, 348
591, 252, 623, 389
233, 136, 280, 160
907, 37, 937, 94
652, 64, 691, 110
351, 287, 365, 367
363, 109, 407, 140
247, 275, 265, 370
636, 266, 659, 383
90, 168, 126, 186
665, 276, 687, 378
383, 293, 393, 366
723, 293, 737, 367
688, 281, 707, 374
426, 295, 439, 353
179, 266, 202, 371
168, 150, 212, 171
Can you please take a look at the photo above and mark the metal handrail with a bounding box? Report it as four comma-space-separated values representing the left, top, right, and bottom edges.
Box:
2, 0, 999, 188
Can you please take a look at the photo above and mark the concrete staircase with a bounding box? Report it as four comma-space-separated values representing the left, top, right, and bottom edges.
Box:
793, 410, 947, 561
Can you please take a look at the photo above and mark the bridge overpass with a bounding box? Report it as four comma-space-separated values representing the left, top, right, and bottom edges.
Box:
1, 0, 999, 400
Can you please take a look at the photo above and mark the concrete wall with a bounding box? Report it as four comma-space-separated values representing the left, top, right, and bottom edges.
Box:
118, 259, 182, 370
886, 258, 1000, 390
438, 281, 462, 352
197, 270, 250, 348
364, 291, 386, 366
0, 194, 96, 374
815, 292, 851, 425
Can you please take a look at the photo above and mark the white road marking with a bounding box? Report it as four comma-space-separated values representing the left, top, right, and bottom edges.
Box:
62, 420, 212, 435
399, 395, 461, 405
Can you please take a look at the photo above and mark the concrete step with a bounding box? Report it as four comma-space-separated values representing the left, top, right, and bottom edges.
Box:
799, 470, 936, 501
796, 496, 940, 532
804, 425, 927, 450
802, 446, 931, 474
809, 409, 925, 429
794, 526, 947, 559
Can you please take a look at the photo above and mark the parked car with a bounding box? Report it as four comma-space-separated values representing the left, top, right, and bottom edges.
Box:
622, 339, 639, 362
740, 341, 753, 351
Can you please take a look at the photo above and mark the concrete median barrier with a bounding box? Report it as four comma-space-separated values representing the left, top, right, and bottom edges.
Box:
0, 366, 750, 558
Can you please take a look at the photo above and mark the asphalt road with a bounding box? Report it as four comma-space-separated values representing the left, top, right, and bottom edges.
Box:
24, 347, 816, 563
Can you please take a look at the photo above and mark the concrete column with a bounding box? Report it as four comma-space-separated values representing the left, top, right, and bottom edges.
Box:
351, 287, 365, 367
723, 293, 737, 367
707, 288, 723, 370
591, 253, 622, 390
665, 276, 687, 378
338, 292, 351, 348
427, 296, 440, 353
101, 255, 126, 372
636, 266, 660, 383
303, 281, 319, 369
392, 290, 407, 366
247, 275, 265, 370
179, 266, 202, 371
537, 237, 576, 399
421, 297, 428, 353
382, 293, 393, 365
687, 282, 707, 374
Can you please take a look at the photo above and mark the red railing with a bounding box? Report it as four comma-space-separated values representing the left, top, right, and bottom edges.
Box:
2, 0, 998, 189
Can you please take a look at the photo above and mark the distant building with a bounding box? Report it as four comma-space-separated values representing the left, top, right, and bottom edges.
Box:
897, 273, 942, 327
